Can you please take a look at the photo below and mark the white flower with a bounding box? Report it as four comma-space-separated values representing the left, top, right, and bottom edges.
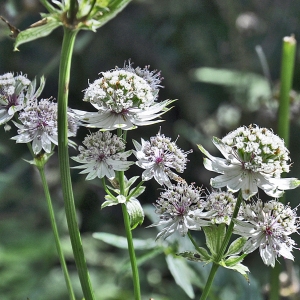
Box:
74, 62, 174, 130
133, 130, 192, 187
72, 131, 133, 180
205, 190, 243, 225
234, 200, 299, 267
149, 182, 211, 240
198, 125, 300, 200
11, 99, 77, 155
0, 72, 44, 125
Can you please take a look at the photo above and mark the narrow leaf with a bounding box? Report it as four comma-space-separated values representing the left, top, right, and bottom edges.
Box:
93, 232, 157, 250
14, 17, 61, 51
224, 237, 248, 257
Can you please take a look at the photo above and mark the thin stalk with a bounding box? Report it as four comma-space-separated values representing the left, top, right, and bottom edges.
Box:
116, 127, 141, 300
187, 231, 202, 253
118, 169, 141, 300
37, 165, 76, 300
271, 35, 296, 300
101, 178, 117, 200
57, 27, 95, 300
200, 190, 243, 300
278, 35, 296, 147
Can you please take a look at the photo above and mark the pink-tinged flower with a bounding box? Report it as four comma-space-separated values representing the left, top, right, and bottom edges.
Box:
149, 182, 211, 240
133, 130, 192, 187
11, 98, 77, 155
0, 72, 44, 125
234, 200, 299, 267
198, 125, 300, 200
74, 62, 174, 130
72, 131, 133, 180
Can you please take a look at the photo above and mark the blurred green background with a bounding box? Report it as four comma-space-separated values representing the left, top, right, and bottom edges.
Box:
1, 0, 300, 299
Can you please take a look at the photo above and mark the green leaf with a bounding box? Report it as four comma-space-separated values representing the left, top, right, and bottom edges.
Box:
14, 17, 61, 51
192, 67, 272, 111
223, 254, 247, 267
101, 195, 118, 209
166, 255, 196, 299
92, 232, 157, 250
220, 255, 250, 283
224, 237, 248, 257
82, 0, 132, 31
125, 198, 144, 229
178, 249, 211, 263
203, 224, 226, 257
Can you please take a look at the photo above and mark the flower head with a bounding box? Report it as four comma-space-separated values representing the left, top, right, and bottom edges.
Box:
74, 62, 174, 130
11, 98, 77, 154
198, 125, 300, 200
149, 182, 211, 240
133, 130, 192, 187
72, 131, 133, 180
206, 190, 243, 225
0, 72, 44, 125
234, 199, 299, 267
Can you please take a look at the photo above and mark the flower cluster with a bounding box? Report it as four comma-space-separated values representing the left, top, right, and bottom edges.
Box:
205, 190, 242, 225
72, 131, 133, 180
74, 62, 173, 130
0, 72, 44, 126
149, 182, 211, 240
199, 125, 300, 200
234, 200, 299, 267
12, 98, 78, 155
133, 130, 192, 187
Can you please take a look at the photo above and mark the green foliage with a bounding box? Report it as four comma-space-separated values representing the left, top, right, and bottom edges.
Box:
2, 0, 300, 299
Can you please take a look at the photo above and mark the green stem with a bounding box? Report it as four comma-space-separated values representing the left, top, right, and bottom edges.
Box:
200, 263, 219, 300
271, 35, 296, 300
101, 178, 117, 200
278, 35, 296, 147
37, 165, 76, 300
187, 231, 202, 253
57, 27, 95, 300
200, 190, 243, 300
127, 180, 144, 201
118, 169, 141, 300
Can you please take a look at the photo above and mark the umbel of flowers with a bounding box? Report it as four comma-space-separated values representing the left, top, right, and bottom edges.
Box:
149, 124, 299, 275
2, 61, 299, 299
198, 125, 299, 200
74, 61, 174, 130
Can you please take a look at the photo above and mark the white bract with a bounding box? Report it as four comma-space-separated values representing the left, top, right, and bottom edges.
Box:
234, 200, 298, 267
74, 63, 174, 130
11, 99, 77, 155
133, 130, 192, 187
149, 182, 212, 240
198, 125, 300, 200
72, 131, 133, 180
